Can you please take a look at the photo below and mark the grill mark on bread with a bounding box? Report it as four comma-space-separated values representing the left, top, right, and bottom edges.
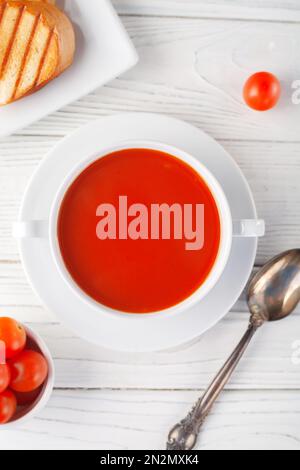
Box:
13, 12, 40, 99
0, 3, 6, 26
0, 4, 25, 79
35, 26, 54, 87
0, 6, 37, 103
16, 17, 52, 98
36, 27, 56, 86
0, 3, 8, 72
0, 3, 11, 74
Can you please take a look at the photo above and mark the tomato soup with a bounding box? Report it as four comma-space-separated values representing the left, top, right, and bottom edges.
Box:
57, 148, 221, 313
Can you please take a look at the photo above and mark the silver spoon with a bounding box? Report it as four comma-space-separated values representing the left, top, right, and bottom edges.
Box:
167, 249, 300, 450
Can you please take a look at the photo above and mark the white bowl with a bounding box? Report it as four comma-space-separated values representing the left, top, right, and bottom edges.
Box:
0, 325, 55, 429
50, 141, 233, 317
15, 141, 263, 319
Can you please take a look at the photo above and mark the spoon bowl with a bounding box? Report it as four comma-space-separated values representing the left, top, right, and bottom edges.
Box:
247, 249, 300, 322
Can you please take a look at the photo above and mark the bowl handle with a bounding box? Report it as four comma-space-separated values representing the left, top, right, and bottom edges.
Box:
233, 219, 265, 238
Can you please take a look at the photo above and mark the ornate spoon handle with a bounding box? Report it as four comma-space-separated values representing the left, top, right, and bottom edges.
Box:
167, 316, 263, 450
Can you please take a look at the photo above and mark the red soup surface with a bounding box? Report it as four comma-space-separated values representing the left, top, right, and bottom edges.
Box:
58, 148, 221, 313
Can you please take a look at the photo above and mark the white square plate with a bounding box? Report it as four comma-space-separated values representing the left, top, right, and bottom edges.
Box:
0, 0, 138, 137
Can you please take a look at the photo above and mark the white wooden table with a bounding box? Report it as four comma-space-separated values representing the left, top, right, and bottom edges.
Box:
1, 0, 300, 450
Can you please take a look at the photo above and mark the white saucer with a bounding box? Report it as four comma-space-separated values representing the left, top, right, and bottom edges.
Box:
17, 113, 258, 352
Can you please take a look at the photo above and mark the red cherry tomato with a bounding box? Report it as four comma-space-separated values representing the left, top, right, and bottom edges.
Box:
14, 386, 43, 406
9, 350, 48, 393
0, 364, 10, 393
0, 389, 17, 424
243, 72, 281, 111
0, 317, 26, 359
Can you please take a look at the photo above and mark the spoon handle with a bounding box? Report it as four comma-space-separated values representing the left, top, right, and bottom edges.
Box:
167, 321, 261, 450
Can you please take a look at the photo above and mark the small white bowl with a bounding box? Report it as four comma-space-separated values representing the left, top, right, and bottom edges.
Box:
0, 325, 55, 429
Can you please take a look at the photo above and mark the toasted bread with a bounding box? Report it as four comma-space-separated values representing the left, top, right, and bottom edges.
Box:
0, 0, 75, 105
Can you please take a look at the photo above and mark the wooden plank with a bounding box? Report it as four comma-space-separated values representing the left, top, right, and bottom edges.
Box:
11, 16, 300, 142
1, 137, 299, 265
0, 389, 300, 449
0, 315, 298, 390
113, 0, 300, 22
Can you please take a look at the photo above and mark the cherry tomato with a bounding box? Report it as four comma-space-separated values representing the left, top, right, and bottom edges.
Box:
9, 350, 48, 393
243, 72, 281, 111
0, 364, 10, 393
0, 389, 17, 424
14, 386, 43, 406
0, 317, 26, 359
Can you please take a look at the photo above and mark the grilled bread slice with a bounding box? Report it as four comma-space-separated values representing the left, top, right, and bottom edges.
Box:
0, 0, 75, 105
